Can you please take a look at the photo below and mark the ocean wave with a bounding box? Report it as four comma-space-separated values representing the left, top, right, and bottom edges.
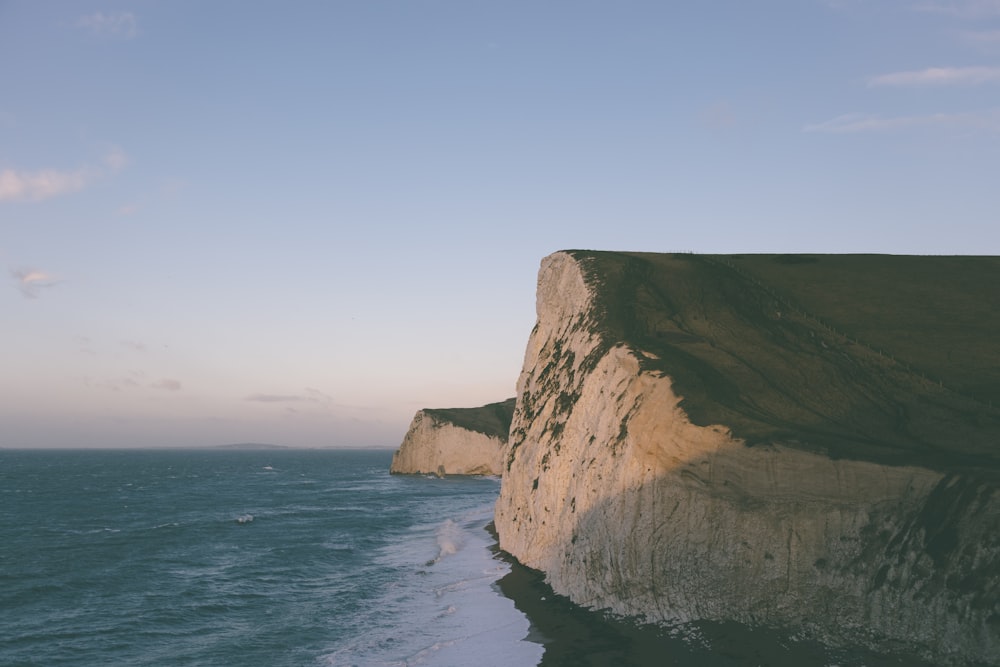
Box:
425, 519, 464, 566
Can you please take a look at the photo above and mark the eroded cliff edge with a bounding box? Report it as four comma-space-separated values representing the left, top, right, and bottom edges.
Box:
390, 398, 515, 476
494, 251, 1000, 665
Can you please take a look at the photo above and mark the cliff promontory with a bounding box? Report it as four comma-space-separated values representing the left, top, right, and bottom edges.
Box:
390, 398, 515, 476
495, 251, 1000, 664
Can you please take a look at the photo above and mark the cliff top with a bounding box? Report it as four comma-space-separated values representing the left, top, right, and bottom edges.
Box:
564, 250, 1000, 473
423, 398, 516, 439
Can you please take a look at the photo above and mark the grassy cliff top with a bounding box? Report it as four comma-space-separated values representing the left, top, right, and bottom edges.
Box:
424, 398, 516, 440
566, 250, 1000, 473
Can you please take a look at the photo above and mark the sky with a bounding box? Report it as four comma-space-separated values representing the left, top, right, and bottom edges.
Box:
2, 0, 999, 448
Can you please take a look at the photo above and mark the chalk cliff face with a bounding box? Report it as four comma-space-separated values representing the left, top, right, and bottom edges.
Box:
390, 399, 515, 476
495, 251, 1000, 664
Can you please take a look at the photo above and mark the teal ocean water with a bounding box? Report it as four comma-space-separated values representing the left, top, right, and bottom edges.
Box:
1, 448, 936, 666
0, 449, 539, 667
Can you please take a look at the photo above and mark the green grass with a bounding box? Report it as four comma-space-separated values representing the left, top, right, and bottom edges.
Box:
565, 251, 1000, 473
424, 398, 517, 439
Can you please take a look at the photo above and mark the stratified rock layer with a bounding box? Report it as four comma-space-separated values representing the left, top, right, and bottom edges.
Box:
495, 251, 1000, 665
390, 399, 515, 476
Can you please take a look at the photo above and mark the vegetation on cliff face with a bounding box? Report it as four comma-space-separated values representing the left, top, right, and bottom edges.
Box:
423, 398, 516, 439
566, 250, 1000, 473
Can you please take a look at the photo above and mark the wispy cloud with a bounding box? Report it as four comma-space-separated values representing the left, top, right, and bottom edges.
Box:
246, 394, 309, 403
11, 268, 60, 299
121, 339, 147, 352
245, 388, 334, 404
0, 148, 128, 203
77, 12, 138, 39
75, 336, 96, 355
699, 101, 739, 131
804, 108, 1000, 132
151, 379, 182, 391
84, 371, 144, 392
959, 29, 1000, 52
84, 372, 182, 393
0, 166, 95, 202
914, 0, 1000, 17
868, 65, 1000, 86
103, 146, 129, 170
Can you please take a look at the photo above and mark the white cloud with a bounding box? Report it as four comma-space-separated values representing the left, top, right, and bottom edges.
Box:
77, 12, 138, 39
804, 109, 1000, 132
869, 66, 1000, 86
12, 268, 60, 299
0, 148, 128, 203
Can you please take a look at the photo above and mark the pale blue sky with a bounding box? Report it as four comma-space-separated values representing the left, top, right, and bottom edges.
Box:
2, 1, 998, 447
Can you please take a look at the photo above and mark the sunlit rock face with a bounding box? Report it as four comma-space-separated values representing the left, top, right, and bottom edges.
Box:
390, 399, 515, 476
495, 251, 1000, 665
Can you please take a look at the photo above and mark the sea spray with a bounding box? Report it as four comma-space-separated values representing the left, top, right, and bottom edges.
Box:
428, 518, 465, 565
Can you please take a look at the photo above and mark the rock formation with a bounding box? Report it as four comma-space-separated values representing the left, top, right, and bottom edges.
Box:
390, 398, 515, 476
494, 251, 1000, 665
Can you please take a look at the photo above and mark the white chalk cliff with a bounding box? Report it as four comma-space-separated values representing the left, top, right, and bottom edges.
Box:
495, 251, 1000, 665
390, 399, 515, 476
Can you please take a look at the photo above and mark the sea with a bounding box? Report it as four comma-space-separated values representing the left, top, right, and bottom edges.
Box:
0, 448, 934, 667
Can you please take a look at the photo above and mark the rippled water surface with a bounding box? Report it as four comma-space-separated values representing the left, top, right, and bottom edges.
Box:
0, 448, 537, 666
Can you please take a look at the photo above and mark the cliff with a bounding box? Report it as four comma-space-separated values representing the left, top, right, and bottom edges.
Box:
390, 398, 515, 476
494, 251, 1000, 665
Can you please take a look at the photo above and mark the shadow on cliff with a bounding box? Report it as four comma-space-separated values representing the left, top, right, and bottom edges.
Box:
499, 465, 1000, 667
487, 525, 938, 667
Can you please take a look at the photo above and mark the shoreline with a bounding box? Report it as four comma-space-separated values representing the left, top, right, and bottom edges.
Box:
485, 523, 934, 667
487, 521, 725, 666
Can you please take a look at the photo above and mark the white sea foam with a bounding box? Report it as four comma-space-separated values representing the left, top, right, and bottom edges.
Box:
235, 514, 254, 524
322, 502, 543, 667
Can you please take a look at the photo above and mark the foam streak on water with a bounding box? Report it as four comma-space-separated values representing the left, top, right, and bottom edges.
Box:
0, 449, 541, 667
